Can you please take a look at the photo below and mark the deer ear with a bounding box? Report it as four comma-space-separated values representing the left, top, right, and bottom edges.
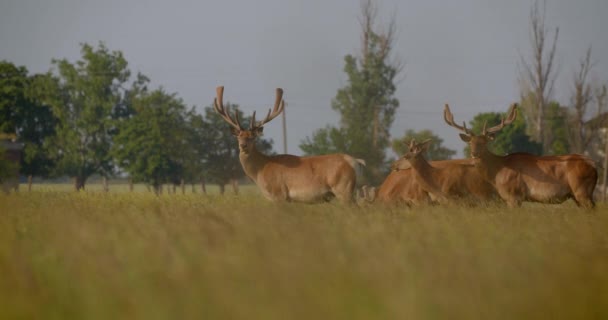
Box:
230, 127, 240, 136
459, 133, 471, 142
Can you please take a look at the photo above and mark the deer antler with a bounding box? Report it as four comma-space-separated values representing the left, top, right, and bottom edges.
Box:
483, 103, 518, 134
214, 86, 244, 131
254, 88, 285, 129
444, 104, 472, 135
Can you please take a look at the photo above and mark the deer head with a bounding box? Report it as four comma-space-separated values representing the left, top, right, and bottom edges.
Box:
403, 139, 432, 161
444, 103, 517, 158
214, 86, 285, 155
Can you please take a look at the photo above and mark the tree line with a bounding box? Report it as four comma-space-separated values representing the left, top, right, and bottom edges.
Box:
299, 0, 607, 186
1, 0, 607, 191
0, 43, 272, 193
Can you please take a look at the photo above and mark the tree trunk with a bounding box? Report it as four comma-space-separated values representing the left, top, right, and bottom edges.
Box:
172, 184, 176, 194
537, 100, 545, 152
181, 179, 185, 194
74, 176, 86, 191
102, 176, 109, 192
372, 105, 379, 148
191, 183, 195, 194
201, 177, 207, 194
231, 179, 239, 195
27, 175, 32, 192
153, 182, 161, 196
129, 178, 134, 192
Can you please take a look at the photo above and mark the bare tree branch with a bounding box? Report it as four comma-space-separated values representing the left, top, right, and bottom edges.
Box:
570, 46, 596, 153
518, 0, 559, 152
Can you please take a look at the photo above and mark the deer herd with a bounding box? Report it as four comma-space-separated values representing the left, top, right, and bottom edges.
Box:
214, 87, 599, 209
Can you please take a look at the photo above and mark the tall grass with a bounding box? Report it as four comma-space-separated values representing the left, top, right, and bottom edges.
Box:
1, 187, 607, 319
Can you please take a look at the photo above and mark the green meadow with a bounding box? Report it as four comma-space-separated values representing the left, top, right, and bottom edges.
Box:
1, 185, 607, 319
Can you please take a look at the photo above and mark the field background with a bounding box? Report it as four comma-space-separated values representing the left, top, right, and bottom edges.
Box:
1, 183, 608, 319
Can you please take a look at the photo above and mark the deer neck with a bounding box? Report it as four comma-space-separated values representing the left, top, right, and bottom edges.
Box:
477, 149, 504, 183
239, 146, 269, 182
409, 157, 442, 189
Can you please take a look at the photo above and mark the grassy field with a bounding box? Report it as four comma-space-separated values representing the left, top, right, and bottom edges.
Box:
1, 185, 608, 319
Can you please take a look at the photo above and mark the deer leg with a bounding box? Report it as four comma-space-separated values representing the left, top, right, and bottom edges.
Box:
567, 179, 595, 209
494, 187, 519, 208
573, 191, 595, 209
332, 183, 355, 204
502, 193, 521, 208
334, 190, 354, 204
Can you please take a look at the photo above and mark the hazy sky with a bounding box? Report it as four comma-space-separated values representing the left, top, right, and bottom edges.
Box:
1, 0, 607, 157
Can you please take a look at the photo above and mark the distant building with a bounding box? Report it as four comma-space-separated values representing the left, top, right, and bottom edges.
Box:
0, 136, 24, 193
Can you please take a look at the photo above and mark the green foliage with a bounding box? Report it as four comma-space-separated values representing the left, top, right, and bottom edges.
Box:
464, 109, 542, 156
192, 105, 273, 187
0, 61, 28, 134
300, 126, 347, 155
0, 61, 56, 177
520, 91, 573, 155
112, 89, 192, 191
545, 101, 570, 155
0, 146, 17, 181
31, 42, 133, 189
392, 129, 456, 160
300, 13, 400, 184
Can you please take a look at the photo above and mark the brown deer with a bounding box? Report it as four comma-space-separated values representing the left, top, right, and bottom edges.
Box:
391, 139, 497, 205
372, 157, 493, 206
444, 103, 598, 208
373, 169, 432, 206
214, 86, 365, 203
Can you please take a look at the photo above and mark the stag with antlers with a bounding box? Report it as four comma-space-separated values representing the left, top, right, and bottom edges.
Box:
214, 86, 365, 203
444, 103, 598, 208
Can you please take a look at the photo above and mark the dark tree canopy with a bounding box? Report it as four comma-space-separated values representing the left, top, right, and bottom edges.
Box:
0, 61, 56, 177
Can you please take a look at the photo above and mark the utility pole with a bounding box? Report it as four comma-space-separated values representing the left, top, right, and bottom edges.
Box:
603, 129, 608, 202
282, 102, 288, 154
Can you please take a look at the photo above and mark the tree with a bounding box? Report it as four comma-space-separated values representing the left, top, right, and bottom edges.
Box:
0, 148, 12, 180
0, 133, 22, 193
112, 89, 192, 194
0, 61, 56, 179
300, 0, 402, 184
300, 126, 347, 155
519, 0, 559, 152
464, 109, 542, 156
0, 62, 29, 134
182, 112, 207, 189
193, 105, 273, 194
32, 42, 132, 190
566, 47, 608, 155
391, 129, 455, 160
